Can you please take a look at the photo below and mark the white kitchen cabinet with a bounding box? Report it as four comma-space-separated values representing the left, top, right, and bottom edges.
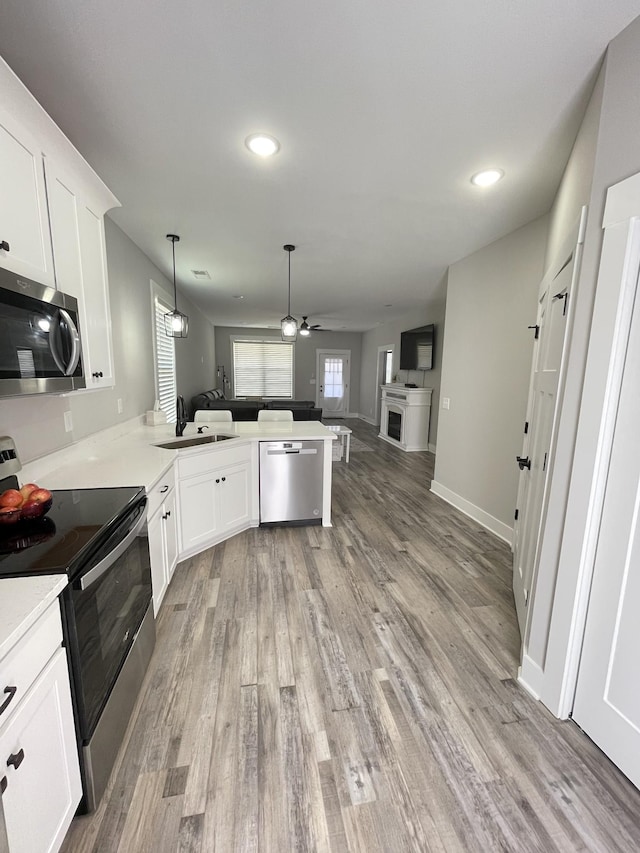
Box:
0, 600, 81, 853
147, 469, 178, 616
178, 446, 251, 558
0, 107, 55, 287
44, 158, 115, 389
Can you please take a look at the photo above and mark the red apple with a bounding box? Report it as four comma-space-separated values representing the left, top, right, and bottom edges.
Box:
28, 488, 52, 504
19, 483, 38, 502
0, 506, 21, 524
0, 489, 24, 508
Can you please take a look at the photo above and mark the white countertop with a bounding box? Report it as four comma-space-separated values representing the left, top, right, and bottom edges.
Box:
21, 419, 335, 491
0, 575, 67, 660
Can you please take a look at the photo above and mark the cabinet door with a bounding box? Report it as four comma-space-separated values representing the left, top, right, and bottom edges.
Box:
148, 507, 167, 617
218, 463, 250, 532
164, 489, 179, 583
45, 158, 115, 389
0, 108, 55, 286
77, 202, 114, 387
179, 473, 219, 552
0, 648, 81, 853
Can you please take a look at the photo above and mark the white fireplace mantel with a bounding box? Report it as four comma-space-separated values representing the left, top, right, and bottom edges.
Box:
379, 385, 432, 452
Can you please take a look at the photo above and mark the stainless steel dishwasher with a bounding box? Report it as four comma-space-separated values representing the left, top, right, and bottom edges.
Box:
259, 440, 324, 524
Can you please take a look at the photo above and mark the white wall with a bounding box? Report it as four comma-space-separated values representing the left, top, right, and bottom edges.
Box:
0, 218, 216, 464
359, 293, 446, 445
432, 216, 548, 540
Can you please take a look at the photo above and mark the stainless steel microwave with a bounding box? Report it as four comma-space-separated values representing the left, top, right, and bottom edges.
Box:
0, 266, 86, 396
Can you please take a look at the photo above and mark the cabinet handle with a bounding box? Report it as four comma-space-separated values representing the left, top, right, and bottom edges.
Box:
0, 240, 9, 252
162, 510, 171, 519
221, 477, 226, 482
160, 485, 169, 493
7, 749, 24, 771
215, 479, 220, 484
0, 775, 6, 794
0, 686, 17, 716
92, 371, 104, 379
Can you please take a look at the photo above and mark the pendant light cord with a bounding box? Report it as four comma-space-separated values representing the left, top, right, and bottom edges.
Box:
287, 249, 291, 315
172, 238, 178, 310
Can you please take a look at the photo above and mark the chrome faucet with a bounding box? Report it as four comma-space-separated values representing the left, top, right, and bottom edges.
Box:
176, 395, 188, 437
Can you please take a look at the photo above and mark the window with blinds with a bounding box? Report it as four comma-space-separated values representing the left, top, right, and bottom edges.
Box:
232, 339, 293, 398
153, 292, 177, 422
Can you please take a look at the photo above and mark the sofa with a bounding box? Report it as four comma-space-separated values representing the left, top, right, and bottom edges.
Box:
190, 390, 322, 421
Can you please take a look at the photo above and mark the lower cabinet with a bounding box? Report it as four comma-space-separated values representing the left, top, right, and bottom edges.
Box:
0, 646, 81, 853
179, 458, 251, 556
148, 487, 178, 616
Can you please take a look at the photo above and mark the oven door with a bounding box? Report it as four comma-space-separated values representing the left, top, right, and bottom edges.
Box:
64, 496, 152, 741
0, 268, 85, 396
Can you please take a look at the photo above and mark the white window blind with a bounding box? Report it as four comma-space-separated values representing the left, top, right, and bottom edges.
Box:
233, 339, 293, 398
154, 294, 177, 422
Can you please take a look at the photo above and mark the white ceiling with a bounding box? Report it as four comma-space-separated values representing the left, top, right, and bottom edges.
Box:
1, 1, 638, 331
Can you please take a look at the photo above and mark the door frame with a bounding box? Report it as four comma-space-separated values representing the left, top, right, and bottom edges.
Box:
523, 172, 640, 719
315, 349, 351, 416
375, 344, 394, 426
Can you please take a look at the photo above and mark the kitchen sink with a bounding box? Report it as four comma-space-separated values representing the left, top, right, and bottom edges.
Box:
155, 434, 237, 450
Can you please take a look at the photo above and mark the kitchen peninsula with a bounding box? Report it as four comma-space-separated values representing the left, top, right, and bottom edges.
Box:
19, 417, 336, 614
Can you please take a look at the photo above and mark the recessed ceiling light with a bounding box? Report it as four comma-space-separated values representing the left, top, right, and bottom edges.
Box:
245, 133, 280, 157
470, 169, 504, 187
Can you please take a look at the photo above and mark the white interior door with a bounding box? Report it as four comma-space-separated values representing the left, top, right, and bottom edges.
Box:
513, 232, 582, 635
316, 350, 350, 416
572, 212, 640, 789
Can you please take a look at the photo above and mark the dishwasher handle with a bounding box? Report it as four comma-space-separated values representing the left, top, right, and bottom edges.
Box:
266, 448, 318, 456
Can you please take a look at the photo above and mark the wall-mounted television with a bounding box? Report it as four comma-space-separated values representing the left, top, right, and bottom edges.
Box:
400, 324, 435, 371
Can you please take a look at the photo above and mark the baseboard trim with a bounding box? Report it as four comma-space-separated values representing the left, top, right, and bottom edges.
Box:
428, 442, 436, 454
429, 480, 513, 545
518, 654, 544, 703
358, 414, 377, 426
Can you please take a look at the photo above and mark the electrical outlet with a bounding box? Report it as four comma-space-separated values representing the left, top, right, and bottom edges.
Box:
309, 378, 316, 385
117, 398, 123, 414
64, 411, 73, 432
442, 397, 450, 410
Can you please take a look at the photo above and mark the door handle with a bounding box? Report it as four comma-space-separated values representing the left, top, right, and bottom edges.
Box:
516, 456, 531, 470
0, 686, 17, 716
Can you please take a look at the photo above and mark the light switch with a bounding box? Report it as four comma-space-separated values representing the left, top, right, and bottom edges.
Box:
442, 397, 450, 410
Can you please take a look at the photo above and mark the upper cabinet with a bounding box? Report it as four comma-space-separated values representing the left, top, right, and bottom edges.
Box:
0, 106, 55, 286
45, 159, 115, 388
0, 57, 120, 393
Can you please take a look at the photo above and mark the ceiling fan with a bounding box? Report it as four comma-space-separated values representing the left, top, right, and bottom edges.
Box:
299, 316, 323, 336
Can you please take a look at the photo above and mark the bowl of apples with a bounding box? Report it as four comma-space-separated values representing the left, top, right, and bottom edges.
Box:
0, 484, 53, 525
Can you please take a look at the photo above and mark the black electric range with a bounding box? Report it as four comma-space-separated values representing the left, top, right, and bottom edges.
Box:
0, 473, 156, 812
0, 475, 145, 579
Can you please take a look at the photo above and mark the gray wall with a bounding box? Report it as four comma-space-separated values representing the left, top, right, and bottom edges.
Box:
0, 218, 216, 463
213, 327, 362, 411
359, 295, 446, 445
432, 215, 549, 531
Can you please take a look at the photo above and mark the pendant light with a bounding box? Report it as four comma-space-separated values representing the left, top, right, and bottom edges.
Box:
281, 244, 298, 342
164, 234, 189, 337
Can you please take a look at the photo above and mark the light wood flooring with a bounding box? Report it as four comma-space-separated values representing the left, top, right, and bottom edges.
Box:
61, 419, 640, 852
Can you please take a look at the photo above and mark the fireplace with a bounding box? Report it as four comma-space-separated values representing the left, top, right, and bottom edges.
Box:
378, 385, 432, 452
387, 410, 402, 441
